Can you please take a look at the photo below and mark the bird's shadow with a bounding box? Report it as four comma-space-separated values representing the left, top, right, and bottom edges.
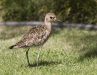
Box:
78, 34, 97, 62
23, 61, 61, 67
78, 47, 97, 62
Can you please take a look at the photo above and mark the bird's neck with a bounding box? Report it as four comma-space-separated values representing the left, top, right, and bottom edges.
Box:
44, 21, 52, 31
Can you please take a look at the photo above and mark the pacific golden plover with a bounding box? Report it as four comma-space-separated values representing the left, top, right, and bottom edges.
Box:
9, 13, 59, 66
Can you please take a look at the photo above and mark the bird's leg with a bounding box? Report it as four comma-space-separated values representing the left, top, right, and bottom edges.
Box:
26, 48, 30, 66
37, 46, 42, 66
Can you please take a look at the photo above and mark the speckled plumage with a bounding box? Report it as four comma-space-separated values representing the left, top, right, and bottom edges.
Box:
10, 25, 51, 48
9, 13, 59, 66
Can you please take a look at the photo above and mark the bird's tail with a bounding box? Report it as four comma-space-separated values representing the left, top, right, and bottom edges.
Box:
9, 40, 25, 49
9, 45, 16, 49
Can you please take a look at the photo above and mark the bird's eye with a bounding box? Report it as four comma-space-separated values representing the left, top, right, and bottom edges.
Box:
50, 17, 53, 19
50, 17, 55, 19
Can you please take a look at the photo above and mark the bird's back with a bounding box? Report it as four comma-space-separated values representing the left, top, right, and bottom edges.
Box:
10, 24, 51, 49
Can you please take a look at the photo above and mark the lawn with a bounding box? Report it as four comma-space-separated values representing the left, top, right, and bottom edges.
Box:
0, 26, 97, 75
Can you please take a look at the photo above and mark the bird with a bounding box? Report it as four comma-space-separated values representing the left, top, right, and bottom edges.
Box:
9, 13, 60, 66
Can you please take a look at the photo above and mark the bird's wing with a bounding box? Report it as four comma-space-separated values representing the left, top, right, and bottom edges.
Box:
14, 25, 50, 48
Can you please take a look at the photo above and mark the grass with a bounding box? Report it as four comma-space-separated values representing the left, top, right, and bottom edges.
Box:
0, 26, 97, 75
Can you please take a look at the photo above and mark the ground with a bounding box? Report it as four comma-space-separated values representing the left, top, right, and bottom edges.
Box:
0, 26, 97, 75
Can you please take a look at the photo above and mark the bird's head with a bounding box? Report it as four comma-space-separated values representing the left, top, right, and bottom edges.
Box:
45, 13, 60, 23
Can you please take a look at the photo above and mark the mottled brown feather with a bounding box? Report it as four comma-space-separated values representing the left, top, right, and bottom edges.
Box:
9, 13, 58, 49
10, 24, 51, 48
